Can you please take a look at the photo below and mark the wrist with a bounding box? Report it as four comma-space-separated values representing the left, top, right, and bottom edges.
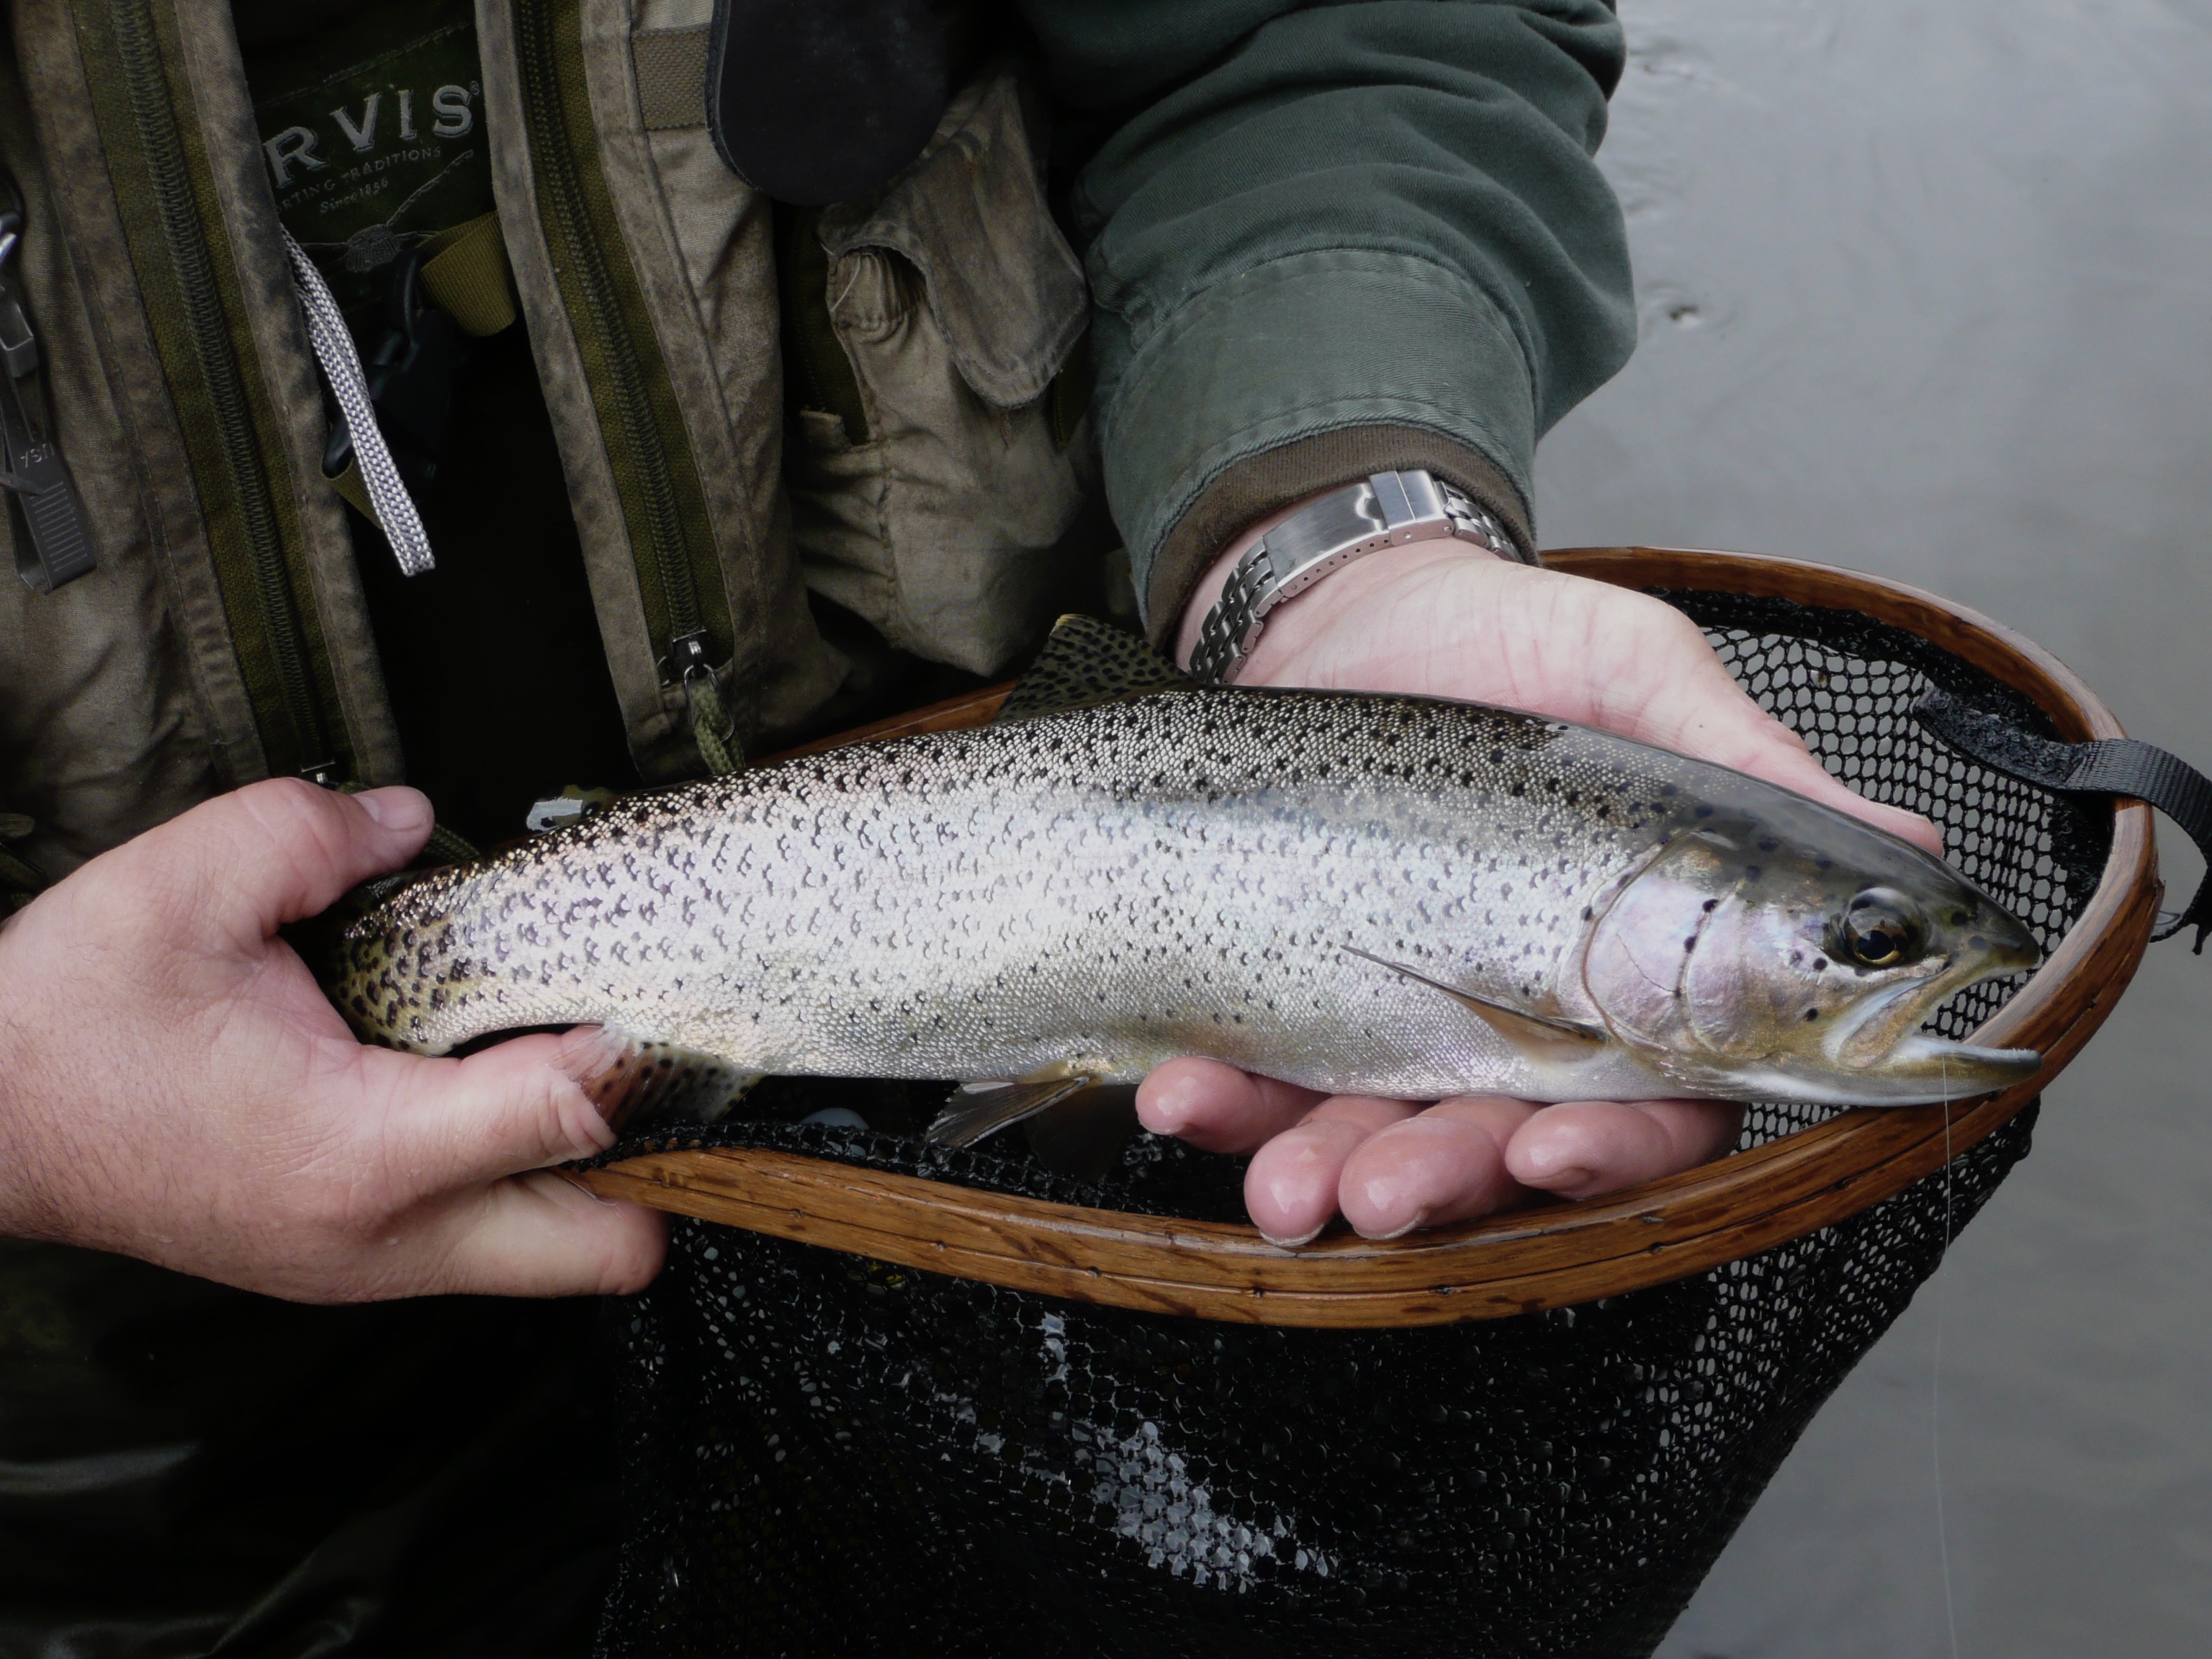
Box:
1174, 484, 1514, 680
0, 935, 66, 1244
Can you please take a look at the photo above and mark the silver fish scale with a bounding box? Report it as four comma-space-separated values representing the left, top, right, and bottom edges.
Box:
344, 689, 1718, 1100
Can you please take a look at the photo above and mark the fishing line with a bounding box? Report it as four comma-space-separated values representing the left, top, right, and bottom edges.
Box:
1932, 1053, 1961, 1659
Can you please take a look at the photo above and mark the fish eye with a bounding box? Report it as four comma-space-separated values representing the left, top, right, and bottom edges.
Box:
1834, 888, 1926, 968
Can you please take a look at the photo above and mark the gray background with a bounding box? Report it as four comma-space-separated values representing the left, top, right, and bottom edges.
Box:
1532, 2, 2212, 1653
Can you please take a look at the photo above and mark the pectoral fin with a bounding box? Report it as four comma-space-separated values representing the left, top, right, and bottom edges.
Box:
927, 1074, 1101, 1148
1343, 947, 1609, 1061
576, 1030, 760, 1133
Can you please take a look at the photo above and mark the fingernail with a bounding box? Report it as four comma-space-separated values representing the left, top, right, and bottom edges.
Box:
1530, 1164, 1593, 1191
1140, 1097, 1191, 1135
355, 786, 431, 833
545, 1169, 620, 1208
1258, 1223, 1326, 1248
1356, 1208, 1429, 1241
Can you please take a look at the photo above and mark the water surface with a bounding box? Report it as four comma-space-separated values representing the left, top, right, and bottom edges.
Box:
1536, 3, 2212, 1652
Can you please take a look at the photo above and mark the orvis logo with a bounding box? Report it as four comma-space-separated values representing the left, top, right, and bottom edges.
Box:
252, 17, 498, 307
263, 82, 479, 189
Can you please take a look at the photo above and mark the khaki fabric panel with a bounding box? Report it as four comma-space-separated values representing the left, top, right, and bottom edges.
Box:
0, 53, 222, 875
791, 65, 1103, 678
586, 0, 843, 742
6, 0, 266, 801
821, 69, 1087, 410
61, 0, 358, 783
475, 0, 680, 773
631, 24, 706, 130
168, 0, 400, 787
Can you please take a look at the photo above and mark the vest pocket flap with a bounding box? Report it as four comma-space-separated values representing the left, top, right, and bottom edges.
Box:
819, 69, 1085, 411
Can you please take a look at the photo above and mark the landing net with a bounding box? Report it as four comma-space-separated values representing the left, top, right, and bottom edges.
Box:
589, 591, 2106, 1658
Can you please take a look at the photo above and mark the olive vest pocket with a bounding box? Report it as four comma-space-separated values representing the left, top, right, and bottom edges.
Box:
786, 64, 1097, 678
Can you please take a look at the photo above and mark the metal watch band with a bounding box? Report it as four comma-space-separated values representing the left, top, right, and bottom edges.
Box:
1187, 469, 1518, 685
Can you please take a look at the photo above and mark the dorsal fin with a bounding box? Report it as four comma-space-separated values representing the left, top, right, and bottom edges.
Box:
994, 613, 1196, 722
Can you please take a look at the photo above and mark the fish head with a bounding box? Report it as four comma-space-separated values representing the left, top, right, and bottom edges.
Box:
1581, 821, 2043, 1105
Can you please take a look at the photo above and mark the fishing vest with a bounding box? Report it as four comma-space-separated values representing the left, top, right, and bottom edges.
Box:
0, 0, 1100, 886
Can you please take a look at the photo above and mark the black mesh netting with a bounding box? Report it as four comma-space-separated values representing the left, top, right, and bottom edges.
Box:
585, 592, 2111, 1658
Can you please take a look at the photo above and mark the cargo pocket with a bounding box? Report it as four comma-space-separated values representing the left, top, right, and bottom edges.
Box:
783, 63, 1101, 678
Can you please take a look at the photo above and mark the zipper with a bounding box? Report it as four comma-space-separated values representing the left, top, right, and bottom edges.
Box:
513, 0, 733, 760
106, 0, 338, 780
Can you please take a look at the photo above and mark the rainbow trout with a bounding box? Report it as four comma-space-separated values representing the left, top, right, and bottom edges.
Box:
332, 618, 2041, 1136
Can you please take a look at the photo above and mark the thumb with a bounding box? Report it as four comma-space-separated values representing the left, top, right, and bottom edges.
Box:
134, 778, 436, 938
357, 1030, 668, 1295
374, 1028, 625, 1193
1653, 672, 1945, 856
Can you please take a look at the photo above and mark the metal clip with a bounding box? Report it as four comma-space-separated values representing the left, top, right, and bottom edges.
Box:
668, 629, 715, 685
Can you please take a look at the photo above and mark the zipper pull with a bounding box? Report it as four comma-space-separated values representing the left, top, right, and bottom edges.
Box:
670, 629, 741, 776
0, 203, 96, 594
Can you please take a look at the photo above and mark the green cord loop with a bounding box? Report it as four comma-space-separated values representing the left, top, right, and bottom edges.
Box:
684, 672, 742, 777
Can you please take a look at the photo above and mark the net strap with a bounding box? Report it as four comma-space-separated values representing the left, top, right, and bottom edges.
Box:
1916, 688, 2212, 950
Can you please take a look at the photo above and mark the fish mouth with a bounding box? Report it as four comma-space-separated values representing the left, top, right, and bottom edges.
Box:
1818, 945, 2044, 1104
1840, 1031, 2044, 1102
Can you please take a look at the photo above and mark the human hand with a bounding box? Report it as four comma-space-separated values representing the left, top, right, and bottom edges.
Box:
1140, 508, 1942, 1244
0, 780, 665, 1300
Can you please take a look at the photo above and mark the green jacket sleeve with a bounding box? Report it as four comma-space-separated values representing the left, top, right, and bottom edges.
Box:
1017, 0, 1637, 639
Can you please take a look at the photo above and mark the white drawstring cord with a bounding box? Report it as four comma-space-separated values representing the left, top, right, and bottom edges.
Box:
280, 228, 435, 577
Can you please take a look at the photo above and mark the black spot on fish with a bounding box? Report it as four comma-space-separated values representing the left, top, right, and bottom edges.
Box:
1694, 805, 1713, 818
1812, 957, 1828, 971
1804, 1008, 1820, 1021
1582, 907, 1594, 920
1953, 910, 1972, 926
1701, 898, 1719, 912
1745, 866, 1762, 881
1683, 937, 1698, 951
1660, 783, 1678, 796
1969, 935, 1988, 950
1757, 837, 1779, 852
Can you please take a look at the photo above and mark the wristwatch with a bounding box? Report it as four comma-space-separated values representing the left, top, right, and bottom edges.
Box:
1187, 469, 1520, 685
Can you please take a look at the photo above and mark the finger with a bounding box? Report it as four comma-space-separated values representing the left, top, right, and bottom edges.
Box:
1137, 1057, 1323, 1154
1502, 1099, 1744, 1201
369, 1027, 624, 1194
130, 778, 435, 939
1697, 719, 1943, 857
1243, 1096, 1421, 1246
390, 1172, 667, 1299
1336, 1095, 1543, 1238
1595, 601, 1944, 855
